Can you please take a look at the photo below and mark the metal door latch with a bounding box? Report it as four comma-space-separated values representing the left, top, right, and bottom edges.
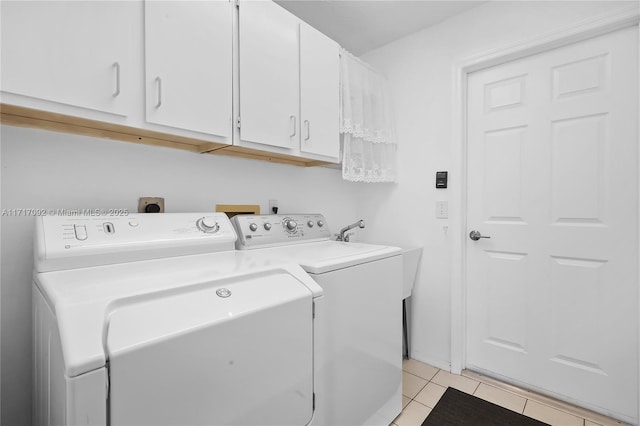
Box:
469, 230, 491, 241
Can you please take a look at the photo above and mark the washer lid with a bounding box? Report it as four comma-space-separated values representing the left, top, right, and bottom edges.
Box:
107, 269, 315, 426
106, 269, 313, 356
35, 251, 322, 377
249, 241, 402, 274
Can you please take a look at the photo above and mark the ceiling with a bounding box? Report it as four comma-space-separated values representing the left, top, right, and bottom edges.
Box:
275, 1, 485, 56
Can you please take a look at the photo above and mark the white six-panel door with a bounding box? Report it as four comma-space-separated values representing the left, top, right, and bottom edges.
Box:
466, 26, 638, 421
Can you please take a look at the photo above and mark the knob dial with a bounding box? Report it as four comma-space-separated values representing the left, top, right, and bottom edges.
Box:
285, 219, 297, 231
307, 220, 314, 228
249, 223, 258, 232
317, 220, 324, 227
197, 216, 219, 233
264, 223, 272, 231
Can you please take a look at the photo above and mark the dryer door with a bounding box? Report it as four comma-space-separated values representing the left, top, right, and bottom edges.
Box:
106, 270, 314, 425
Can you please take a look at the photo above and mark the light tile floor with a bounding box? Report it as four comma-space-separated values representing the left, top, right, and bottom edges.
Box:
393, 359, 627, 426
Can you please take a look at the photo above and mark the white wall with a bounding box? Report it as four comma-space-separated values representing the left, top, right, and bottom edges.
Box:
0, 125, 360, 425
357, 1, 639, 369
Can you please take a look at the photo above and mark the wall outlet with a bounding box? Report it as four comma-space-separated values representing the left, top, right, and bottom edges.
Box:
436, 201, 448, 219
269, 199, 279, 214
138, 197, 165, 213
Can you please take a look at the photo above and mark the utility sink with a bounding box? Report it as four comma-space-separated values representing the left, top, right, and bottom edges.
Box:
399, 246, 422, 359
401, 247, 423, 299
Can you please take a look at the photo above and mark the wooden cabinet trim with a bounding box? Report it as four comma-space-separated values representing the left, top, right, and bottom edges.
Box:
0, 104, 331, 167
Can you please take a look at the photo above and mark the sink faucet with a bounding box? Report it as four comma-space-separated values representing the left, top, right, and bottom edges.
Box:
336, 220, 365, 242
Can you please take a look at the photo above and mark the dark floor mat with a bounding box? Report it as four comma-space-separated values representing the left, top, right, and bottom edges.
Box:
421, 387, 550, 426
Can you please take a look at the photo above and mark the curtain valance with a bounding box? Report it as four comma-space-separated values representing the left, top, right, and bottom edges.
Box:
340, 49, 397, 183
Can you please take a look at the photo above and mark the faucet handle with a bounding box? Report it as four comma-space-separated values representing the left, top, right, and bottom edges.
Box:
344, 232, 355, 242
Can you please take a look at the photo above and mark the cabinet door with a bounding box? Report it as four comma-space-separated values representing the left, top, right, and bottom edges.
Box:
300, 23, 340, 161
1, 1, 133, 115
145, 1, 232, 140
239, 0, 299, 149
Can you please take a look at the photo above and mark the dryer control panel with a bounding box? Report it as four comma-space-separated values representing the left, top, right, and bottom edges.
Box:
35, 212, 237, 272
232, 214, 331, 249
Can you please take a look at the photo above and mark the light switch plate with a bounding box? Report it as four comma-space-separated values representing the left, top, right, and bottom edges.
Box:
436, 201, 448, 219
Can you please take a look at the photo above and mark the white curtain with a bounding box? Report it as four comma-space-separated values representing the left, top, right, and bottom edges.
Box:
340, 49, 397, 183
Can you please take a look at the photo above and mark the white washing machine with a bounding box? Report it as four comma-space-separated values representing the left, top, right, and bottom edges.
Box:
33, 212, 324, 426
232, 214, 403, 426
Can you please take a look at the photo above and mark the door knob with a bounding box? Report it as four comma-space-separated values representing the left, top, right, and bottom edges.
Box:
469, 230, 491, 241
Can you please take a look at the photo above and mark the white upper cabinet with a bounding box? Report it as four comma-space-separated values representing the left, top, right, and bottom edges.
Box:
238, 1, 340, 162
238, 0, 299, 150
1, 1, 134, 117
144, 1, 232, 141
1, 0, 339, 164
299, 22, 340, 160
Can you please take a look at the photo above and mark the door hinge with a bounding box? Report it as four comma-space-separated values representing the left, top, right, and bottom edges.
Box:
313, 393, 315, 410
312, 301, 315, 319
236, 116, 241, 129
234, 0, 239, 8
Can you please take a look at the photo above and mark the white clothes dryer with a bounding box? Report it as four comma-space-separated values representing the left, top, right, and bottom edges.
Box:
33, 212, 324, 426
232, 214, 403, 426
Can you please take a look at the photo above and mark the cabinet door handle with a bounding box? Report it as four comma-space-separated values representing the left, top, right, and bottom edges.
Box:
290, 115, 296, 137
112, 62, 120, 97
304, 120, 310, 141
155, 77, 162, 108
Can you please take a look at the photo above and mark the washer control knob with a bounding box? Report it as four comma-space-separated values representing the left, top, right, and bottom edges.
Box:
249, 223, 258, 232
307, 220, 314, 228
264, 223, 272, 231
317, 220, 324, 227
285, 220, 297, 231
197, 216, 220, 233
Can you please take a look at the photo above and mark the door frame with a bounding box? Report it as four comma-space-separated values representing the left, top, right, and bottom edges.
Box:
450, 3, 640, 415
